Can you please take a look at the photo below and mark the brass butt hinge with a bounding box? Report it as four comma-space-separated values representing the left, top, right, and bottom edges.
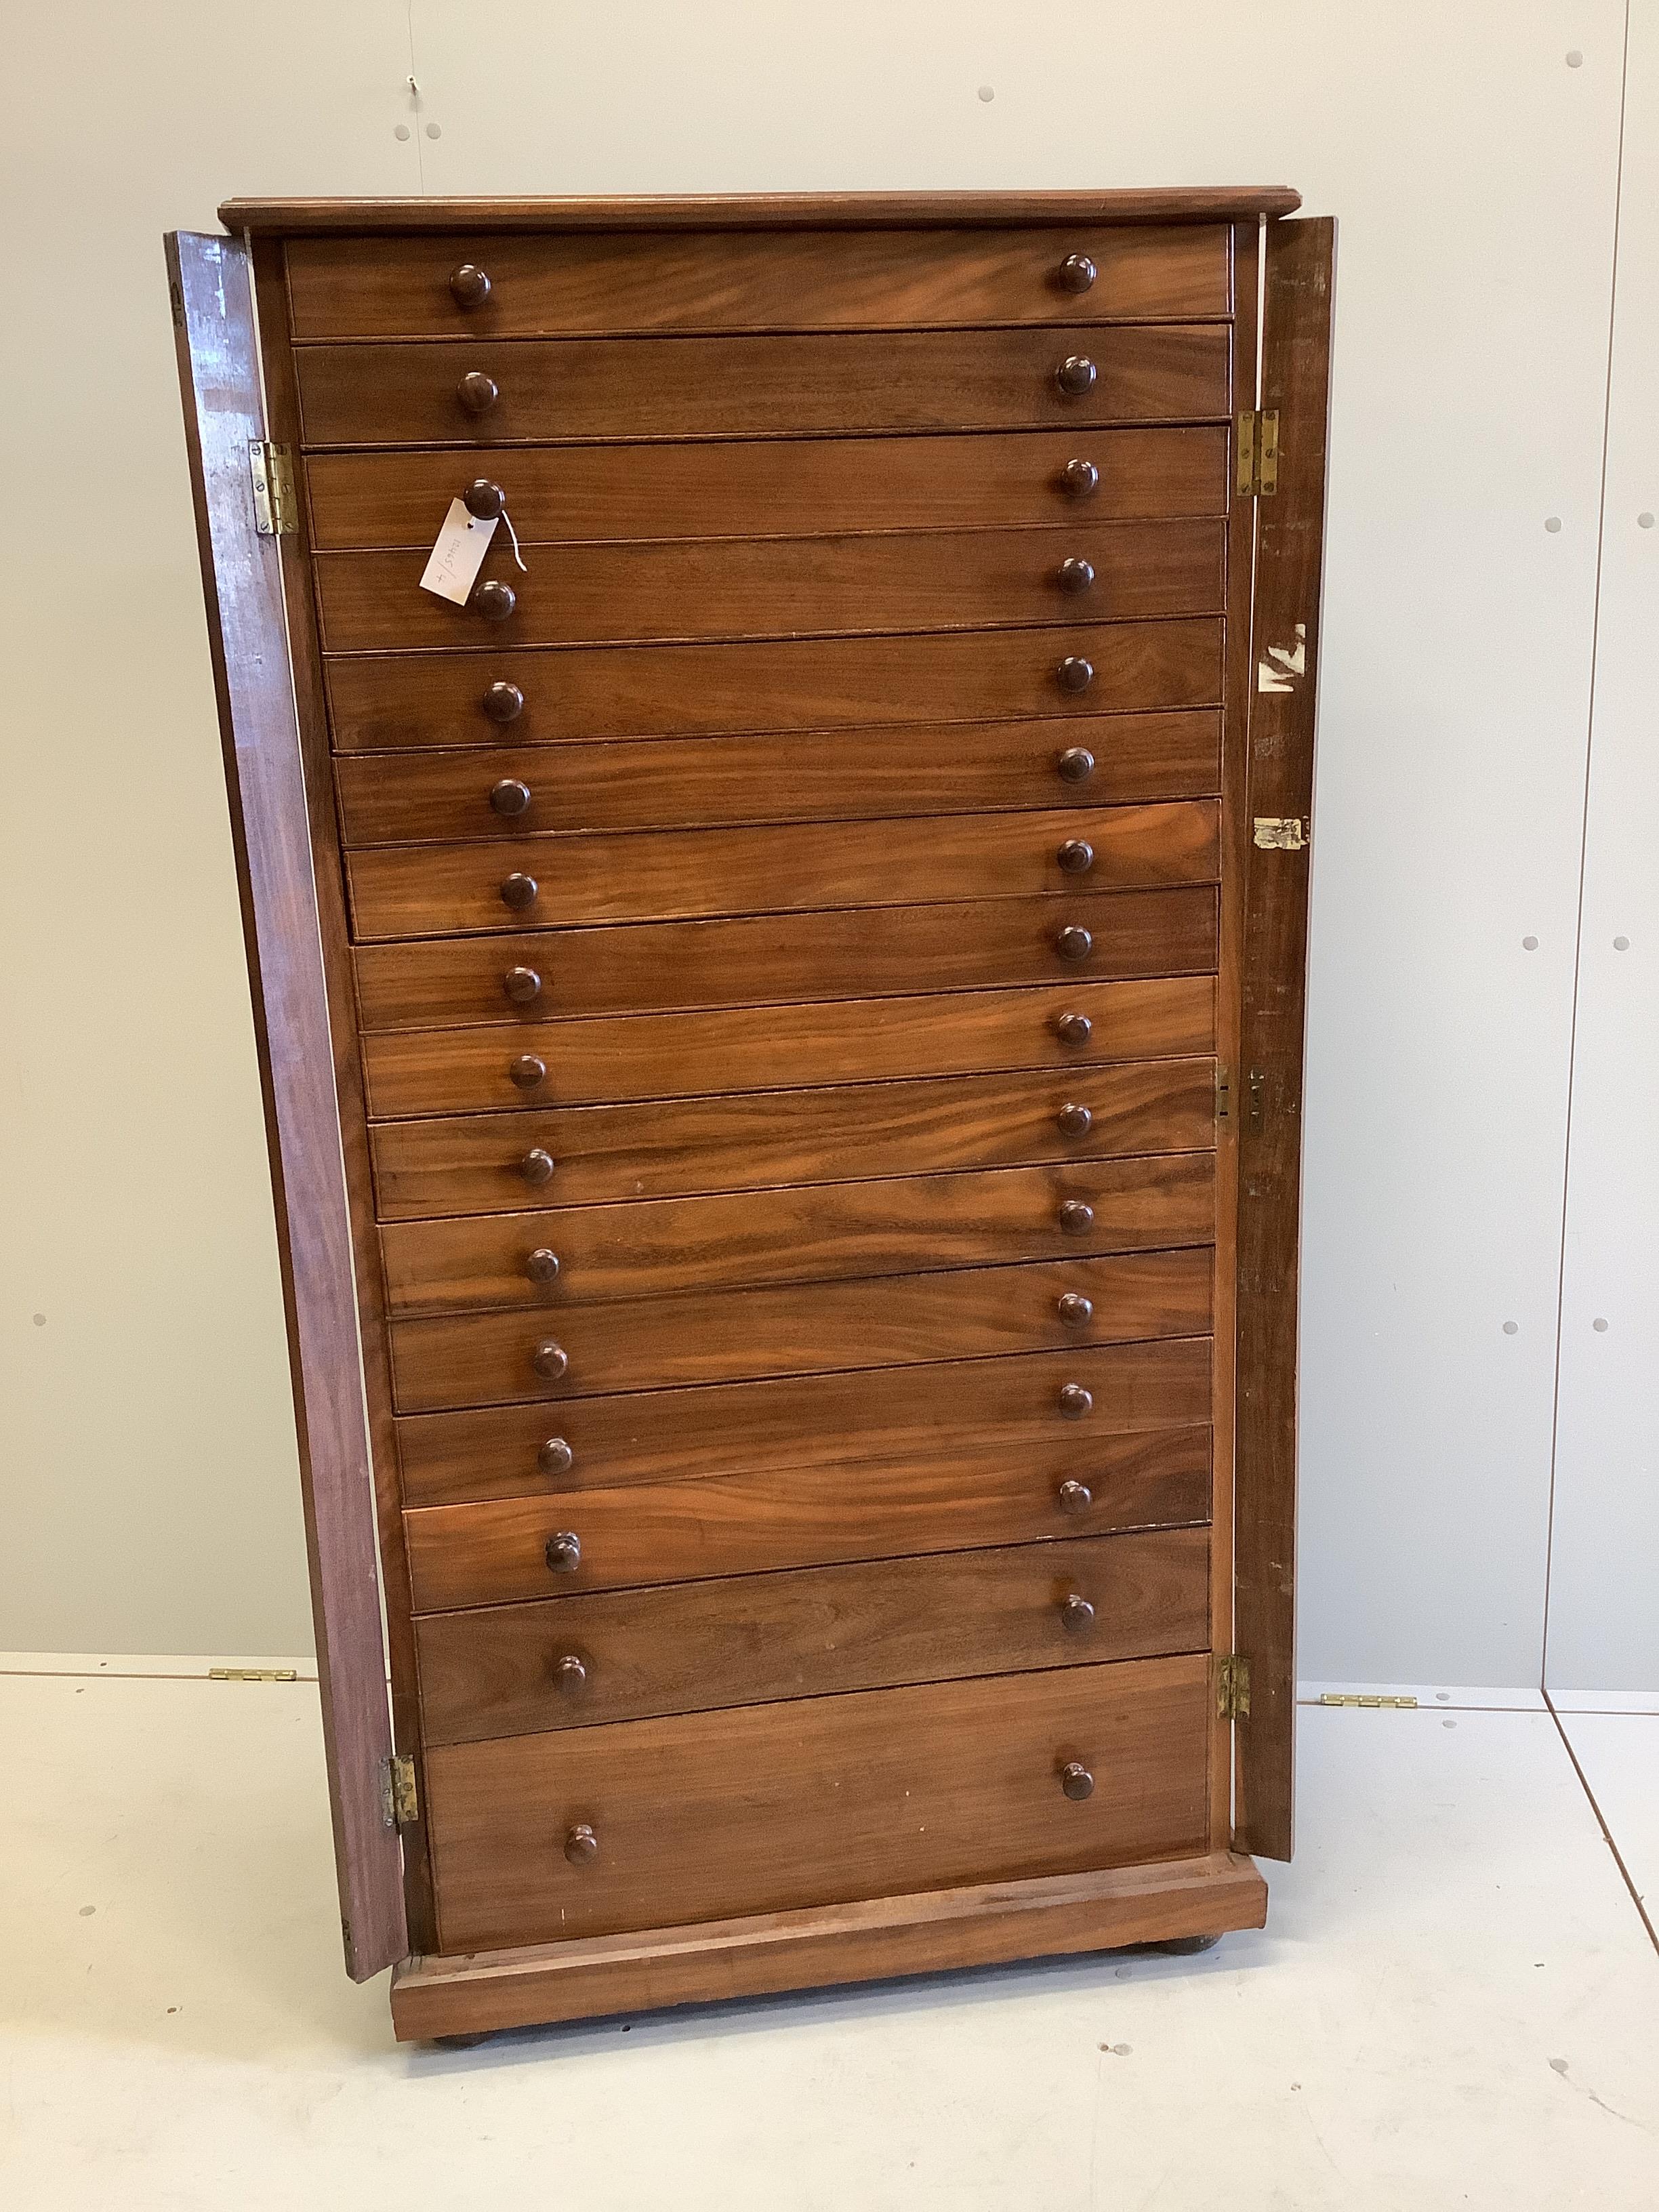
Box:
1235, 409, 1279, 498
1318, 1692, 1419, 1711
1216, 1654, 1251, 1721
208, 1665, 298, 1683
1215, 1064, 1233, 1126
249, 439, 298, 536
382, 1753, 419, 1829
1253, 817, 1308, 852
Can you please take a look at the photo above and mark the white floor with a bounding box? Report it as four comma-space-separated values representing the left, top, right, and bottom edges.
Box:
2, 1665, 1656, 2211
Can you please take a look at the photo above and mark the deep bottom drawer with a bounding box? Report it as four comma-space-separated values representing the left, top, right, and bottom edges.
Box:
426, 1652, 1212, 1950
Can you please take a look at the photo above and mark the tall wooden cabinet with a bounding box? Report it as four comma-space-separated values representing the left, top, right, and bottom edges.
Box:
166, 190, 1332, 2042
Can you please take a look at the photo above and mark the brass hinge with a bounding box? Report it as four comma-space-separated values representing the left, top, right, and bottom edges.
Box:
1215, 1063, 1233, 1125
382, 1753, 419, 1829
1235, 409, 1279, 498
249, 438, 298, 536
1253, 817, 1307, 852
1317, 1693, 1419, 1711
208, 1665, 298, 1682
1216, 1654, 1251, 1721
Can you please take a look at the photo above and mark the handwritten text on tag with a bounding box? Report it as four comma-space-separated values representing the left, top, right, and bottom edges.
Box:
419, 499, 498, 605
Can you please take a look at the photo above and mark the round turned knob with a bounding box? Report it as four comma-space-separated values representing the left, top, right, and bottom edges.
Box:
1054, 1010, 1092, 1048
458, 369, 499, 414
1059, 1199, 1095, 1236
537, 1435, 574, 1476
1057, 251, 1098, 294
510, 1053, 547, 1089
525, 1246, 560, 1284
504, 966, 543, 1004
1057, 556, 1096, 595
1057, 1290, 1094, 1328
1057, 745, 1096, 784
552, 1654, 588, 1696
1054, 924, 1093, 963
1057, 839, 1095, 876
1060, 1592, 1097, 1634
449, 262, 492, 308
1056, 354, 1098, 396
1057, 655, 1094, 694
1061, 457, 1099, 498
465, 477, 506, 520
1057, 1102, 1092, 1138
1058, 1477, 1094, 1515
500, 870, 538, 910
1058, 1381, 1094, 1420
475, 579, 516, 621
533, 1340, 569, 1382
490, 777, 531, 817
520, 1149, 556, 1188
544, 1529, 581, 1572
483, 679, 525, 724
1061, 1761, 1096, 1801
563, 1821, 599, 1864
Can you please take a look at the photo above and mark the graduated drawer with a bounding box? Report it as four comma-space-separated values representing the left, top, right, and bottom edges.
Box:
346, 802, 1218, 941
353, 884, 1218, 1031
361, 976, 1216, 1122
295, 327, 1231, 449
305, 427, 1229, 550
325, 618, 1221, 751
415, 1527, 1211, 1742
286, 226, 1231, 340
425, 1652, 1212, 1950
398, 1333, 1213, 1506
371, 1059, 1215, 1220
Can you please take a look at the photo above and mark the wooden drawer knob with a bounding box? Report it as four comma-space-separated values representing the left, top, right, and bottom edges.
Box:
520, 1149, 556, 1188
1058, 1381, 1094, 1418
1057, 839, 1094, 875
483, 679, 524, 724
1057, 655, 1094, 694
459, 369, 499, 414
1061, 1761, 1096, 1801
449, 263, 492, 308
500, 870, 538, 910
1057, 745, 1096, 784
1057, 1290, 1094, 1327
1058, 1477, 1094, 1514
474, 579, 516, 621
1057, 556, 1095, 594
525, 1246, 560, 1284
465, 478, 506, 520
1056, 1103, 1092, 1137
1058, 1199, 1094, 1235
533, 1340, 569, 1381
564, 1821, 599, 1864
538, 1435, 574, 1475
1054, 1010, 1092, 1048
510, 1053, 547, 1088
1057, 252, 1098, 294
1060, 1592, 1096, 1633
1056, 355, 1097, 396
491, 777, 531, 817
1061, 457, 1099, 498
504, 966, 542, 1004
552, 1654, 588, 1695
544, 1529, 581, 1572
1054, 924, 1093, 962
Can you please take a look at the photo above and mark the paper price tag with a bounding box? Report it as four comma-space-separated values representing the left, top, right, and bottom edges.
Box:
419, 499, 499, 605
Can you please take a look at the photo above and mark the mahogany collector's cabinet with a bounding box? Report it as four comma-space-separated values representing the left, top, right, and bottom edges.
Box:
166, 188, 1332, 2042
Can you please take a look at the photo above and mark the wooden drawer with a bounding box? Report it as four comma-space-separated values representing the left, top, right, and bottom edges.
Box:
315, 520, 1225, 654
347, 802, 1219, 941
361, 976, 1216, 1122
325, 619, 1222, 752
415, 1527, 1211, 1741
353, 885, 1218, 1031
382, 1153, 1214, 1318
371, 1059, 1216, 1220
286, 226, 1231, 340
425, 1653, 1212, 1950
304, 428, 1229, 551
403, 1427, 1211, 1603
295, 327, 1231, 449
388, 1242, 1212, 1412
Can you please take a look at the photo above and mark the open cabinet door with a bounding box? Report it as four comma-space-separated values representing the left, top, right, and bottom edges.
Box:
166, 231, 407, 1978
1233, 216, 1336, 1861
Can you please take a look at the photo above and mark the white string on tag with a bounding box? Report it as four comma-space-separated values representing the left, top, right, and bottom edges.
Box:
499, 502, 527, 573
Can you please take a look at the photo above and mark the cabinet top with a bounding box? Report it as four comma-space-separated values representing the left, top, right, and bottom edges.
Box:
218, 187, 1301, 235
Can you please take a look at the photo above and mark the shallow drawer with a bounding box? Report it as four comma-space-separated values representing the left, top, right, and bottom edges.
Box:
388, 1240, 1212, 1413
352, 884, 1218, 1031
325, 619, 1222, 752
370, 1059, 1216, 1220
361, 975, 1216, 1122
398, 1332, 1212, 1506
286, 226, 1231, 340
415, 1526, 1211, 1742
425, 1652, 1212, 1949
346, 802, 1219, 941
305, 427, 1229, 550
295, 326, 1231, 449
315, 519, 1225, 653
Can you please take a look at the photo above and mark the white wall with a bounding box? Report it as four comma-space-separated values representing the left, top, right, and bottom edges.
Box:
1, 1, 1648, 1685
